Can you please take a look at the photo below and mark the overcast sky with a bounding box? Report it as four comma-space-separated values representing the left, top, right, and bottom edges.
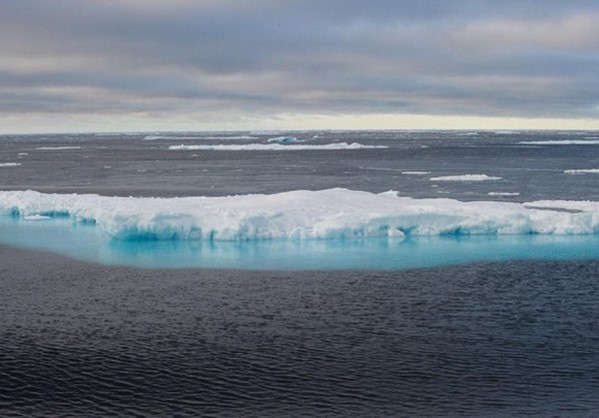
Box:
1, 0, 599, 133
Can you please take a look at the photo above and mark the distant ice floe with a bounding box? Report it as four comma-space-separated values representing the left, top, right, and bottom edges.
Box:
168, 142, 388, 151
3, 188, 599, 241
430, 174, 503, 182
518, 140, 599, 145
144, 135, 257, 140
402, 171, 431, 175
35, 146, 82, 150
0, 163, 21, 167
267, 136, 300, 144
17, 153, 28, 156
488, 192, 520, 197
564, 169, 599, 175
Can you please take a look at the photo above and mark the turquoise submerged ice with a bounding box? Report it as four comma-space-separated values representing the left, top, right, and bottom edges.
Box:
2, 188, 599, 270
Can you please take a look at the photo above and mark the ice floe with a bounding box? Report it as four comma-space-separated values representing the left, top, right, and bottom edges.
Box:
168, 142, 387, 151
430, 174, 503, 182
564, 169, 599, 175
2, 188, 599, 241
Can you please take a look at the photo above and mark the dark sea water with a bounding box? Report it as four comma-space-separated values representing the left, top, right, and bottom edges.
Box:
1, 249, 599, 417
1, 130, 599, 415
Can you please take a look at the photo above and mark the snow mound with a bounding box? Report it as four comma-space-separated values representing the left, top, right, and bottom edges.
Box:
3, 189, 599, 241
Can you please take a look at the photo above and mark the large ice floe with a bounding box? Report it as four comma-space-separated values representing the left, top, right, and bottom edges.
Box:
2, 189, 599, 241
168, 142, 387, 151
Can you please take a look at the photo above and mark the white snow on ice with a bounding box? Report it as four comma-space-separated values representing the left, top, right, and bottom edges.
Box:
0, 163, 21, 167
23, 214, 51, 221
35, 146, 82, 150
2, 188, 599, 241
429, 174, 503, 182
518, 140, 599, 145
488, 192, 520, 197
144, 135, 257, 140
564, 169, 599, 175
168, 142, 387, 151
402, 171, 431, 175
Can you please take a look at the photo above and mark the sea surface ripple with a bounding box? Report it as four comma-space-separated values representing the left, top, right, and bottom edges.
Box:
1, 248, 599, 416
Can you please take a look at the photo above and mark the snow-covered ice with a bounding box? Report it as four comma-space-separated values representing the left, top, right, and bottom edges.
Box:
488, 192, 520, 197
35, 146, 82, 150
168, 142, 387, 151
144, 135, 257, 140
564, 169, 599, 175
430, 174, 503, 182
2, 188, 599, 241
402, 171, 431, 175
519, 140, 599, 145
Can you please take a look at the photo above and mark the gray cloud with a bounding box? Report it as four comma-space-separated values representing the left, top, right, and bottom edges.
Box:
1, 0, 598, 130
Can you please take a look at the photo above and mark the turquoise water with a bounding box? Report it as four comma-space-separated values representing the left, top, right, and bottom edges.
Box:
2, 214, 599, 270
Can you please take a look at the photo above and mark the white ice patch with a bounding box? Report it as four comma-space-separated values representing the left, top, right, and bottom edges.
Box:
35, 146, 82, 150
402, 171, 431, 175
430, 174, 503, 182
3, 189, 599, 241
564, 169, 599, 175
168, 142, 387, 151
488, 192, 520, 197
518, 140, 599, 145
144, 135, 257, 140
0, 163, 21, 167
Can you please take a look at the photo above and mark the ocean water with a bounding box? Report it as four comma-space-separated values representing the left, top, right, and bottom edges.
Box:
2, 250, 599, 416
2, 130, 599, 416
2, 130, 599, 269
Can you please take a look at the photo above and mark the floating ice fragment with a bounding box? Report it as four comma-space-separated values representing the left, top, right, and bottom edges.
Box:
488, 192, 520, 197
429, 174, 503, 182
402, 171, 431, 175
168, 142, 387, 151
519, 140, 599, 145
564, 169, 599, 175
35, 146, 82, 150
267, 136, 300, 144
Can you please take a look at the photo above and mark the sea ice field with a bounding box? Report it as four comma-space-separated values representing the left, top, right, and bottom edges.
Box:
2, 129, 599, 269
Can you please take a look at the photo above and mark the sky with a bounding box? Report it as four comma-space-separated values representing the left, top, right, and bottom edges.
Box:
1, 0, 599, 133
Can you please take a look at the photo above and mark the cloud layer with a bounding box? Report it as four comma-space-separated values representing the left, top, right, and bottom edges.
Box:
1, 0, 598, 132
